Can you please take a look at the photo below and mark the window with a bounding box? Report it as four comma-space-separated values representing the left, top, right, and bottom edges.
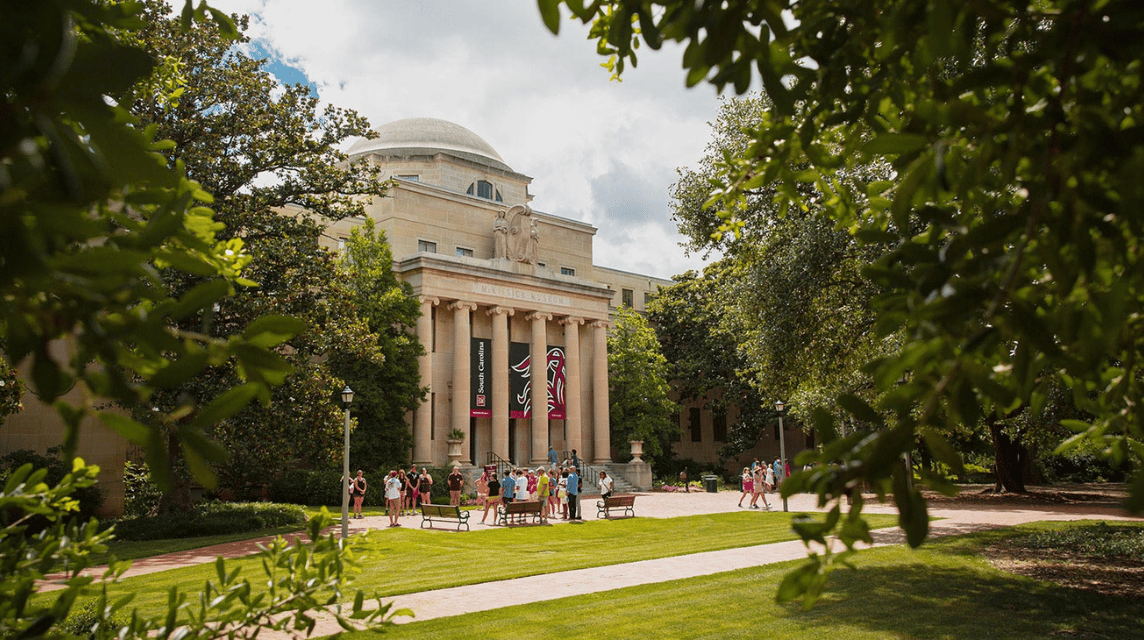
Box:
456, 247, 473, 257
336, 237, 346, 252
396, 174, 419, 182
418, 240, 437, 253
713, 410, 727, 442
537, 261, 546, 268
561, 267, 575, 276
621, 288, 634, 307
466, 180, 503, 201
689, 408, 702, 442
671, 413, 681, 441
644, 291, 655, 307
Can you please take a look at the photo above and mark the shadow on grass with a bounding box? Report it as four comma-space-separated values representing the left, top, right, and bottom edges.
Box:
798, 554, 1142, 639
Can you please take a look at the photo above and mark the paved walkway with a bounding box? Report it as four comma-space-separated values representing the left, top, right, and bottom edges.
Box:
41, 488, 1143, 636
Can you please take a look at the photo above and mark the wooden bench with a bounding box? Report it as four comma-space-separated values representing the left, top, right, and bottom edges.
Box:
596, 494, 636, 519
420, 503, 470, 531
497, 500, 544, 526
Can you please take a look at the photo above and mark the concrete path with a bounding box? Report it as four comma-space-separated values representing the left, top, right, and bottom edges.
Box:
40, 488, 1142, 636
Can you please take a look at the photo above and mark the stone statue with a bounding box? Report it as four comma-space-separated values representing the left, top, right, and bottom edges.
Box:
493, 209, 509, 259
500, 204, 539, 265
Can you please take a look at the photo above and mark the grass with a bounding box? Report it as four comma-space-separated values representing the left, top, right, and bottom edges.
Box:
347, 521, 1144, 639
64, 510, 898, 619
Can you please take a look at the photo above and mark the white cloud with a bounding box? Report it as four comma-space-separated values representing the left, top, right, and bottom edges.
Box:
209, 0, 723, 279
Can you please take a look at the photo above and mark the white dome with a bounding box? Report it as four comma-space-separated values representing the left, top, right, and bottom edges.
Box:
348, 117, 512, 172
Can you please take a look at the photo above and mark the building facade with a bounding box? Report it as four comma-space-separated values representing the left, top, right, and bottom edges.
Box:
321, 117, 670, 469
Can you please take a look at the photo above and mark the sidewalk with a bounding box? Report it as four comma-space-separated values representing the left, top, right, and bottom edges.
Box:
40, 489, 1143, 635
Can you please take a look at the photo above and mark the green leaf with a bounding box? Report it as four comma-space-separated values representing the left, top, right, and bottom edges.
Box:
192, 383, 260, 428
537, 0, 561, 34
170, 280, 230, 321
242, 315, 307, 348
98, 413, 150, 444
775, 560, 820, 604
838, 394, 882, 425
862, 133, 929, 155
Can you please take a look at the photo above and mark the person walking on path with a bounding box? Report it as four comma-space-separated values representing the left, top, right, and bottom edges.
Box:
482, 472, 501, 524
418, 468, 433, 506
567, 466, 581, 520
447, 466, 464, 506
765, 465, 777, 495
350, 470, 367, 519
384, 471, 403, 527
750, 466, 771, 510
738, 467, 753, 508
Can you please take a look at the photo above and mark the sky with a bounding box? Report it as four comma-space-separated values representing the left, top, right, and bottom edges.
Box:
207, 0, 729, 280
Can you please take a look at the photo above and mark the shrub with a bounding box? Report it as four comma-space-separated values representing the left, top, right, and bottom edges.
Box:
110, 501, 307, 541
269, 468, 389, 507
122, 460, 162, 518
0, 449, 103, 523
56, 600, 129, 638
1040, 451, 1135, 483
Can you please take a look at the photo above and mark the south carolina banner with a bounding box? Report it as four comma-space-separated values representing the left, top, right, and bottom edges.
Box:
470, 337, 491, 417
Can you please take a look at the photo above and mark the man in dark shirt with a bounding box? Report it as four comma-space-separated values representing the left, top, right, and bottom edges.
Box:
447, 466, 464, 506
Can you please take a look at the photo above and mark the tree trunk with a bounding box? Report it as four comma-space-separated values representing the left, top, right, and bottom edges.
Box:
157, 425, 193, 514
988, 417, 1028, 493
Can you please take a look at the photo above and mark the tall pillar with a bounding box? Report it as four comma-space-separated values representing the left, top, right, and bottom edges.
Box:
413, 296, 437, 465
450, 300, 477, 465
528, 311, 552, 465
592, 319, 612, 463
488, 306, 513, 462
561, 317, 584, 456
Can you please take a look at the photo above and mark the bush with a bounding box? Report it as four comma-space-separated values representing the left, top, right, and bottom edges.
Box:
56, 600, 128, 639
1040, 451, 1135, 483
110, 501, 307, 541
122, 460, 162, 518
269, 468, 389, 507
0, 449, 104, 523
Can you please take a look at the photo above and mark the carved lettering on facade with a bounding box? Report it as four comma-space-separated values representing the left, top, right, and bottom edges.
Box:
473, 282, 570, 307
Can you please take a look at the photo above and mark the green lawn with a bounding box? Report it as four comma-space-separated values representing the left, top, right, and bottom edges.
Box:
71, 511, 898, 619
347, 522, 1144, 639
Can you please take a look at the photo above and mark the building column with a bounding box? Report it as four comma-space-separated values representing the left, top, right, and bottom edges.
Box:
592, 319, 612, 463
487, 306, 513, 462
561, 316, 584, 456
528, 311, 552, 465
450, 300, 477, 465
413, 296, 437, 465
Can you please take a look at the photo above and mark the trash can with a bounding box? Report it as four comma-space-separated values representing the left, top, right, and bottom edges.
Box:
702, 475, 719, 493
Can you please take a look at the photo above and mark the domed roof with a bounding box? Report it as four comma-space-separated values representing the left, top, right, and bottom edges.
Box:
348, 117, 512, 172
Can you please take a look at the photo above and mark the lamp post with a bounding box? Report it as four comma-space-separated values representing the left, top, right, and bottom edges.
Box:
775, 399, 788, 513
340, 385, 354, 540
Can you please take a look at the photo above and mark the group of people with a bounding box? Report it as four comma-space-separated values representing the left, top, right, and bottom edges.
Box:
737, 458, 787, 510
364, 466, 434, 527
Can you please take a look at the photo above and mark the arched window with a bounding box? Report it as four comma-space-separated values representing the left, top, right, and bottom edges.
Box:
467, 180, 503, 202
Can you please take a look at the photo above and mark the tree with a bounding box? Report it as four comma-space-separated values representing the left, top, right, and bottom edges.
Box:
124, 1, 390, 504
2, 0, 399, 636
546, 0, 1144, 604
647, 262, 768, 458
608, 305, 680, 465
331, 219, 426, 471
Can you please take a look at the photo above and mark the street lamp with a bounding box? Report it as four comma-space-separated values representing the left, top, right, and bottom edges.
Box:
775, 399, 788, 513
340, 385, 354, 540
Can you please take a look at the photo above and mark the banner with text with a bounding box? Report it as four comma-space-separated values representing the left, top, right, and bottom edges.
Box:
470, 337, 491, 417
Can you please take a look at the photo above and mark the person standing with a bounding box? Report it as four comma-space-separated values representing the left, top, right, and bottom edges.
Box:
406, 464, 419, 515
548, 445, 559, 467
385, 470, 402, 527
447, 466, 464, 506
418, 467, 433, 506
350, 470, 367, 519
396, 469, 407, 516
536, 468, 551, 520
569, 449, 580, 472
476, 469, 490, 509
557, 469, 569, 519
514, 468, 528, 503
482, 472, 501, 524
765, 465, 777, 495
567, 466, 581, 520
598, 470, 613, 500
501, 469, 515, 505
772, 459, 783, 489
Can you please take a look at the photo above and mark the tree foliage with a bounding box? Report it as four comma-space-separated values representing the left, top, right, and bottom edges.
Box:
124, 1, 394, 500
331, 218, 426, 472
607, 305, 680, 464
549, 0, 1144, 604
